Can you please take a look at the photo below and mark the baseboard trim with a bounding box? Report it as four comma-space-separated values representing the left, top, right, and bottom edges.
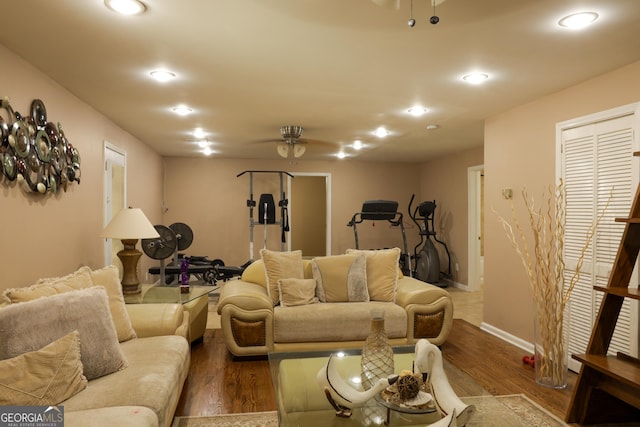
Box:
479, 322, 534, 354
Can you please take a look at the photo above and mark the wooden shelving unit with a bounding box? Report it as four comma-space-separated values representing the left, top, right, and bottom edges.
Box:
566, 153, 640, 425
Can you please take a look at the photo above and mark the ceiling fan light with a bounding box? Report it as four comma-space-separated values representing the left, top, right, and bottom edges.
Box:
293, 145, 306, 158
277, 144, 290, 158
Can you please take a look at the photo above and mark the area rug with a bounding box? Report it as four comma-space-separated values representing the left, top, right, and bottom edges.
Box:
171, 394, 568, 427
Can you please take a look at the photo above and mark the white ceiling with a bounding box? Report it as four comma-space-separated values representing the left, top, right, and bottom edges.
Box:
1, 0, 639, 162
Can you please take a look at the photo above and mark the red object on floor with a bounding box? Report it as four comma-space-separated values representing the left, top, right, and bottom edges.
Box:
522, 355, 535, 367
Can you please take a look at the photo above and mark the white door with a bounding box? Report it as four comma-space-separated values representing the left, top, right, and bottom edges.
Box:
467, 165, 484, 291
103, 142, 127, 267
558, 106, 639, 372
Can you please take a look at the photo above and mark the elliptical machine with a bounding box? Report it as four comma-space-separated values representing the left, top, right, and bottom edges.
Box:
408, 195, 451, 286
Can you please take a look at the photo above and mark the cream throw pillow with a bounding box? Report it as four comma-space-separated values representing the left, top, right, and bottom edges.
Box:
346, 247, 401, 302
312, 253, 368, 303
0, 287, 128, 380
278, 278, 319, 307
2, 265, 136, 342
260, 249, 305, 306
89, 265, 137, 342
0, 331, 87, 406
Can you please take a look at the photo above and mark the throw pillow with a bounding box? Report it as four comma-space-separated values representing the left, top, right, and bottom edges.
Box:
312, 253, 368, 303
0, 331, 87, 406
0, 287, 128, 380
89, 265, 137, 342
278, 278, 319, 307
2, 265, 137, 343
2, 266, 94, 304
346, 247, 401, 302
260, 249, 305, 306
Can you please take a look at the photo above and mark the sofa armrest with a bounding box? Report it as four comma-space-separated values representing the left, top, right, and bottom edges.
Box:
217, 280, 274, 357
395, 277, 453, 346
126, 303, 187, 338
217, 281, 273, 314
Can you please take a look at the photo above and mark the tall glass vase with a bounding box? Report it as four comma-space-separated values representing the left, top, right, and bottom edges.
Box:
533, 299, 569, 389
361, 308, 394, 390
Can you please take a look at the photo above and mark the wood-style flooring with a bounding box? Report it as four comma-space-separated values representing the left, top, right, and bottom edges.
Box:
175, 319, 576, 421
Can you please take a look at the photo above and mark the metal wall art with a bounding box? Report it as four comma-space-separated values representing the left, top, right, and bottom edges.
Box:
0, 97, 81, 194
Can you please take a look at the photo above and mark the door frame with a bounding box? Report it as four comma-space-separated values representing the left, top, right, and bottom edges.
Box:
467, 164, 484, 291
287, 172, 332, 256
103, 141, 127, 267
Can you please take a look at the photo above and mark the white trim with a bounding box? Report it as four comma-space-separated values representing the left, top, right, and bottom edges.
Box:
287, 172, 332, 256
480, 322, 534, 354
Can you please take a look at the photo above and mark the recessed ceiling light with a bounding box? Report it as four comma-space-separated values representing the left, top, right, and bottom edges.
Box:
202, 147, 213, 156
373, 127, 391, 138
149, 70, 176, 82
197, 140, 209, 148
558, 12, 599, 29
407, 106, 428, 117
352, 140, 363, 150
172, 105, 192, 116
104, 0, 146, 15
426, 124, 440, 130
462, 73, 489, 84
336, 151, 347, 159
192, 128, 206, 139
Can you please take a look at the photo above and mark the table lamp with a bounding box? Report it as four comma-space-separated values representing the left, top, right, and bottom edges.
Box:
101, 207, 159, 294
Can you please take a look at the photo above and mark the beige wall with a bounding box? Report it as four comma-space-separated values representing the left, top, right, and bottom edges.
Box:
485, 60, 640, 342
0, 44, 163, 292
419, 146, 484, 286
161, 158, 423, 267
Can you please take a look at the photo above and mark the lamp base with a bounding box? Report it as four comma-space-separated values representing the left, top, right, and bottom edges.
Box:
118, 239, 142, 295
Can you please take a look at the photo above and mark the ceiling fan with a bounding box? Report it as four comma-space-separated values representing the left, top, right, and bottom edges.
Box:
276, 125, 307, 159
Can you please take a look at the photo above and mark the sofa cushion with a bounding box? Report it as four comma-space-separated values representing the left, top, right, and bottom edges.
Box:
346, 248, 401, 302
312, 253, 368, 303
0, 287, 128, 380
3, 265, 137, 343
274, 302, 406, 342
278, 278, 319, 307
260, 249, 305, 306
0, 330, 87, 406
61, 335, 189, 427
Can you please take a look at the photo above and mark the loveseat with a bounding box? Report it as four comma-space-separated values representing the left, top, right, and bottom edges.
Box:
217, 248, 453, 357
0, 265, 190, 427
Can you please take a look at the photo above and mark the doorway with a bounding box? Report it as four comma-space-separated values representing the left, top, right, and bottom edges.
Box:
103, 142, 126, 267
288, 173, 331, 257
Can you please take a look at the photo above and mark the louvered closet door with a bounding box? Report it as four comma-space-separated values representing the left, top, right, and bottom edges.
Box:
561, 113, 638, 373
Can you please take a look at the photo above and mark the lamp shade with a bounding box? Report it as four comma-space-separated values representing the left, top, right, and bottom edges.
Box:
101, 207, 159, 239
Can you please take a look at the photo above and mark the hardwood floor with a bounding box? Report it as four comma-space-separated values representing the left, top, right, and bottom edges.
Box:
174, 319, 576, 421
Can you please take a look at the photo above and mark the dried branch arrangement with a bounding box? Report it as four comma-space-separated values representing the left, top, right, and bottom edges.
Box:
495, 179, 609, 387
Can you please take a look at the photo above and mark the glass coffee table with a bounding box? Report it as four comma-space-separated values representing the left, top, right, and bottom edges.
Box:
123, 282, 218, 305
269, 346, 485, 426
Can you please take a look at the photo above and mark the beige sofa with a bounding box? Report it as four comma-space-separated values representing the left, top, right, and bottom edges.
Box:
0, 266, 190, 427
217, 249, 453, 357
